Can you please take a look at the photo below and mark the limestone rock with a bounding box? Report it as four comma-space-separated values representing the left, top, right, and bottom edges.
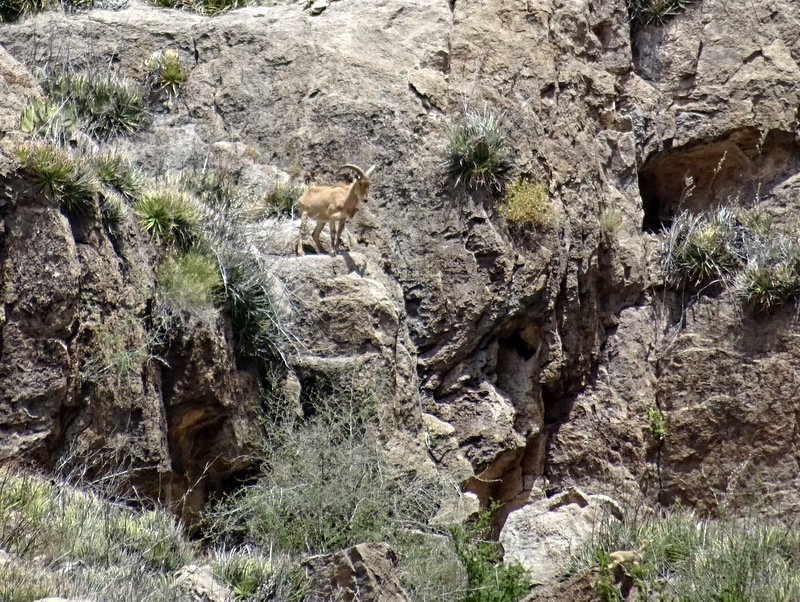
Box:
302, 543, 410, 602
500, 488, 622, 584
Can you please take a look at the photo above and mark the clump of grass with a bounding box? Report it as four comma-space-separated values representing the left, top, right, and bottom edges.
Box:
15, 142, 98, 215
144, 49, 188, 96
261, 180, 306, 218
663, 205, 800, 312
0, 0, 49, 22
157, 250, 222, 308
497, 177, 549, 224
599, 206, 624, 239
148, 0, 245, 16
734, 234, 800, 312
626, 0, 694, 26
0, 466, 194, 574
579, 504, 800, 602
134, 186, 200, 250
19, 96, 76, 141
95, 150, 143, 201
662, 208, 738, 288
211, 548, 307, 601
45, 70, 148, 140
443, 108, 513, 189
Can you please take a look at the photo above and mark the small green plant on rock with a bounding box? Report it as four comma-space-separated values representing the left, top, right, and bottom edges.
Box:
15, 142, 98, 215
20, 96, 76, 140
599, 206, 624, 240
144, 49, 188, 96
662, 208, 738, 288
443, 108, 513, 189
157, 250, 222, 309
497, 177, 548, 225
134, 185, 200, 250
626, 0, 694, 26
646, 406, 666, 442
45, 70, 148, 139
95, 150, 143, 201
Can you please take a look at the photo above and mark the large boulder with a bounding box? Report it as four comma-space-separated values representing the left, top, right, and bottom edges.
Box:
500, 487, 622, 585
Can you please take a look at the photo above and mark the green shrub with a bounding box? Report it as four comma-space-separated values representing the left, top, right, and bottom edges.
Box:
134, 186, 200, 250
144, 49, 188, 96
157, 251, 222, 308
204, 377, 443, 555
46, 70, 148, 139
626, 0, 694, 26
443, 109, 513, 189
497, 177, 548, 224
579, 504, 800, 602
449, 507, 530, 602
15, 142, 98, 215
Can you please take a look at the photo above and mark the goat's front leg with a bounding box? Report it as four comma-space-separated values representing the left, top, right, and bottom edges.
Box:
297, 211, 308, 255
311, 219, 328, 254
332, 218, 347, 254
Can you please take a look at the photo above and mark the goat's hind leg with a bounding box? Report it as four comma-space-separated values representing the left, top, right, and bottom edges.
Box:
311, 219, 327, 254
297, 212, 308, 255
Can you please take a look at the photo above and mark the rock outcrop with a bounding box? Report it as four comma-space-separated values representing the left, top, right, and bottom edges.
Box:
302, 543, 410, 602
1, 0, 800, 589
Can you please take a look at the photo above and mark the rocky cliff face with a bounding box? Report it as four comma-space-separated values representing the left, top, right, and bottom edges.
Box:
2, 0, 800, 586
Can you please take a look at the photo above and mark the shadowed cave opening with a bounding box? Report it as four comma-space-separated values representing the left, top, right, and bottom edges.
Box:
639, 128, 799, 232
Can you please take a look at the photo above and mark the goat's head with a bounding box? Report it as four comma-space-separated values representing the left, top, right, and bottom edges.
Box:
336, 164, 376, 202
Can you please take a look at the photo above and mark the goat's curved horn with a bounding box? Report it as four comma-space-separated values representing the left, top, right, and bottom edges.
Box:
337, 164, 368, 178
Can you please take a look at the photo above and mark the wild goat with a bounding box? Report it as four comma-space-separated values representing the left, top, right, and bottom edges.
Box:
607, 540, 649, 571
295, 164, 376, 255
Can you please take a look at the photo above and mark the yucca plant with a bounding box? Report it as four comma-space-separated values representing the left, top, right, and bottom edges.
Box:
19, 96, 76, 140
46, 70, 148, 139
626, 0, 694, 26
134, 187, 200, 250
95, 150, 143, 200
15, 142, 97, 215
211, 549, 307, 601
662, 210, 738, 288
262, 181, 305, 218
443, 109, 513, 189
144, 49, 188, 96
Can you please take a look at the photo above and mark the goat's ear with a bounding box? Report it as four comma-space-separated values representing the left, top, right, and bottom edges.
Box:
365, 165, 376, 177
